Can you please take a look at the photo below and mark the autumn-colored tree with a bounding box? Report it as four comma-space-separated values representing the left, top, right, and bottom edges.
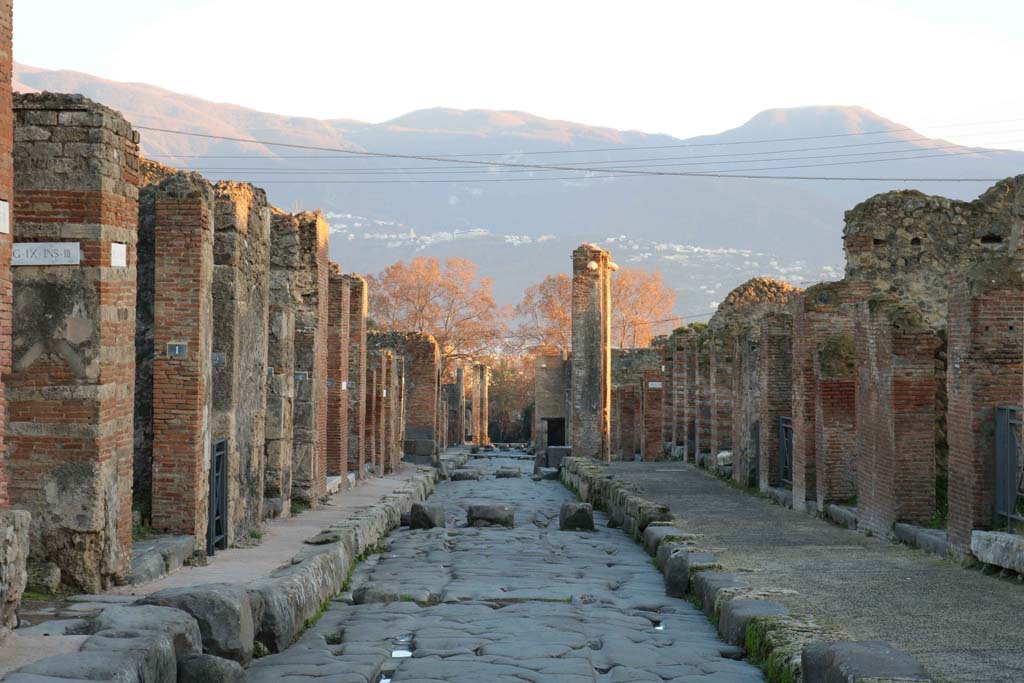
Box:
514, 267, 677, 350
486, 353, 536, 442
367, 256, 510, 375
513, 274, 571, 354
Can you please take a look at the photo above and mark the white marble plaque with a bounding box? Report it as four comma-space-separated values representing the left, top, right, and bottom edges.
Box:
111, 242, 127, 267
13, 242, 81, 266
648, 381, 663, 389
0, 200, 9, 235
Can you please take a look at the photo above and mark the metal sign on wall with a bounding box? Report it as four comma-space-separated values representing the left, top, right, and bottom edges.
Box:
13, 242, 81, 266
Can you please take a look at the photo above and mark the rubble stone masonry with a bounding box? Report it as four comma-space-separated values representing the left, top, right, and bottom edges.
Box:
681, 334, 698, 460
533, 346, 566, 454
708, 331, 734, 456
813, 332, 857, 509
758, 313, 793, 491
570, 244, 612, 459
731, 328, 760, 487
326, 264, 350, 478
9, 93, 140, 591
346, 274, 367, 478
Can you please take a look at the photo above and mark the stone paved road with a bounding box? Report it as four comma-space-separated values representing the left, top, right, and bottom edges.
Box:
249, 455, 764, 683
606, 461, 1024, 683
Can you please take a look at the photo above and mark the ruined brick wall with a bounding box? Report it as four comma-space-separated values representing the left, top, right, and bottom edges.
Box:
146, 174, 214, 545
534, 346, 567, 453
639, 370, 664, 461
9, 93, 139, 591
669, 329, 692, 454
326, 265, 350, 478
708, 332, 734, 455
855, 298, 938, 535
346, 274, 367, 478
265, 212, 299, 516
946, 257, 1024, 554
453, 366, 466, 444
695, 342, 711, 457
365, 366, 379, 475
291, 212, 328, 502
660, 341, 673, 454
472, 363, 490, 445
368, 331, 440, 460
618, 384, 639, 459
682, 335, 698, 460
611, 347, 661, 386
570, 244, 612, 459
0, 0, 12, 505
133, 186, 156, 507
813, 333, 857, 508
212, 182, 270, 540
758, 313, 792, 491
730, 329, 760, 487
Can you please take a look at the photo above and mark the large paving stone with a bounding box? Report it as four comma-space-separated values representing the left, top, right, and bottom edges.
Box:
136, 583, 256, 665
80, 630, 177, 682
177, 654, 246, 683
12, 649, 155, 682
451, 468, 482, 481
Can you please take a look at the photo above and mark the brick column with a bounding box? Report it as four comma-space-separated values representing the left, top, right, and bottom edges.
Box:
346, 274, 367, 478
326, 265, 350, 479
212, 182, 270, 542
814, 333, 857, 510
682, 335, 698, 461
759, 312, 793, 491
365, 366, 379, 476
292, 212, 328, 503
149, 174, 213, 544
947, 258, 1024, 554
640, 371, 664, 462
401, 333, 440, 462
670, 329, 691, 456
534, 347, 566, 454
709, 331, 734, 455
695, 341, 711, 459
661, 343, 673, 456
619, 384, 639, 459
474, 363, 490, 446
454, 366, 466, 445
731, 329, 760, 487
855, 298, 938, 536
10, 94, 139, 592
570, 243, 612, 459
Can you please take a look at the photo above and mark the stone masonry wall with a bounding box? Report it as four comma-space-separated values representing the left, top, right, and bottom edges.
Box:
708, 331, 734, 456
533, 346, 566, 453
367, 331, 440, 461
946, 257, 1024, 554
617, 384, 639, 459
212, 182, 270, 542
695, 342, 711, 458
813, 332, 857, 509
758, 313, 793, 491
0, 0, 12, 513
639, 369, 664, 461
681, 335, 698, 460
326, 264, 350, 478
9, 93, 139, 591
570, 243, 612, 459
291, 212, 328, 503
346, 274, 367, 479
731, 329, 760, 487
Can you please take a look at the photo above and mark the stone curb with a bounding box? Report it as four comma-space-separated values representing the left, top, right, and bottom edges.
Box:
561, 457, 934, 683
1, 468, 438, 683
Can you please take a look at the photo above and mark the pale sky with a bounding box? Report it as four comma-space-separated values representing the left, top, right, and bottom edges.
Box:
14, 0, 1024, 149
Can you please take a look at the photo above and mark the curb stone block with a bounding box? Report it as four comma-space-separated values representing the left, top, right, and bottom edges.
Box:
718, 599, 790, 645
664, 549, 720, 597
93, 605, 202, 659
177, 654, 246, 683
690, 571, 751, 619
642, 524, 694, 555
802, 640, 933, 682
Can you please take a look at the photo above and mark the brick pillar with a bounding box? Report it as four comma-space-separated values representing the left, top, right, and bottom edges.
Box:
670, 329, 691, 456
292, 212, 328, 503
619, 384, 639, 459
709, 331, 734, 455
455, 366, 466, 445
640, 371, 664, 462
401, 333, 440, 462
326, 265, 350, 479
346, 274, 367, 478
211, 182, 269, 542
570, 243, 612, 459
365, 365, 379, 476
759, 312, 793, 491
610, 386, 621, 457
381, 350, 397, 473
661, 343, 673, 456
474, 363, 490, 445
814, 333, 857, 510
947, 258, 1024, 554
731, 329, 760, 487
149, 175, 213, 544
265, 214, 299, 516
682, 336, 698, 461
695, 341, 711, 459
10, 93, 139, 592
855, 298, 938, 536
533, 347, 566, 454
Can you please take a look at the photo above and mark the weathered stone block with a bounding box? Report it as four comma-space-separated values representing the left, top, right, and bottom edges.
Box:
178, 653, 246, 683
802, 640, 932, 682
970, 530, 1024, 574
93, 605, 202, 659
0, 510, 30, 637
410, 503, 445, 530
559, 502, 594, 531
467, 504, 514, 528
718, 599, 789, 645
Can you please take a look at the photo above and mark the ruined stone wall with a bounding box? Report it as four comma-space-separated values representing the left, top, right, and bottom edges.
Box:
570, 244, 612, 459
813, 332, 857, 509
326, 265, 350, 478
617, 385, 639, 459
146, 174, 214, 546
681, 335, 698, 460
946, 258, 1024, 554
265, 212, 300, 516
758, 313, 792, 491
291, 212, 328, 502
611, 347, 661, 386
473, 363, 490, 446
695, 342, 711, 457
639, 370, 664, 461
730, 329, 760, 487
212, 182, 270, 541
346, 274, 367, 478
367, 331, 440, 461
365, 366, 379, 475
534, 346, 567, 453
669, 329, 692, 454
9, 93, 139, 591
708, 332, 734, 455
855, 298, 938, 536
660, 340, 673, 455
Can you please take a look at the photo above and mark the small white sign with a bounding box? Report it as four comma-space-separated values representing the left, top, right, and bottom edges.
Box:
13, 242, 81, 266
0, 200, 9, 235
341, 380, 349, 390
111, 243, 127, 267
648, 381, 663, 389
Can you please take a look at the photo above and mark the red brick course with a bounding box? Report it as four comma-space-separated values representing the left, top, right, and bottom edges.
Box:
0, 0, 13, 509
326, 267, 350, 479
640, 370, 665, 461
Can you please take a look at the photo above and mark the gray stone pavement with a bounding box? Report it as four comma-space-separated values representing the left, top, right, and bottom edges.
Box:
249, 455, 763, 683
605, 461, 1024, 683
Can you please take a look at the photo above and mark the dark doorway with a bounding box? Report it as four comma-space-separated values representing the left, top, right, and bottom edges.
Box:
207, 438, 228, 555
545, 417, 566, 447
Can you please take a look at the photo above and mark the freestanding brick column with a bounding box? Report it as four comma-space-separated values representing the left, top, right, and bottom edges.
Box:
661, 343, 673, 456
669, 329, 691, 457
947, 258, 1024, 555
813, 333, 857, 510
345, 274, 368, 478
265, 212, 300, 517
292, 212, 328, 503
9, 93, 139, 591
454, 366, 466, 445
365, 366, 379, 475
731, 329, 760, 487
709, 331, 734, 456
855, 298, 938, 536
640, 371, 664, 462
400, 333, 440, 462
212, 182, 270, 542
148, 174, 214, 545
682, 335, 698, 460
695, 341, 711, 460
759, 312, 793, 492
618, 384, 640, 459
570, 243, 612, 459
326, 264, 350, 480
473, 362, 490, 445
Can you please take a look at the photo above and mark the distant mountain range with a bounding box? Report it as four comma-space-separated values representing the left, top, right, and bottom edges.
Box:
14, 64, 1024, 317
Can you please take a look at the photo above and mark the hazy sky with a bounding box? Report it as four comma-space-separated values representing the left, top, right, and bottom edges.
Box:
14, 0, 1024, 149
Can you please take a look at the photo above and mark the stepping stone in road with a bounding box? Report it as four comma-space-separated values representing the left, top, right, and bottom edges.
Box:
466, 504, 515, 528
559, 502, 595, 531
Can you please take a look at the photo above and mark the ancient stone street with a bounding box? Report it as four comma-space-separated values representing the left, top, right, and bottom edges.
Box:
249, 453, 763, 683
